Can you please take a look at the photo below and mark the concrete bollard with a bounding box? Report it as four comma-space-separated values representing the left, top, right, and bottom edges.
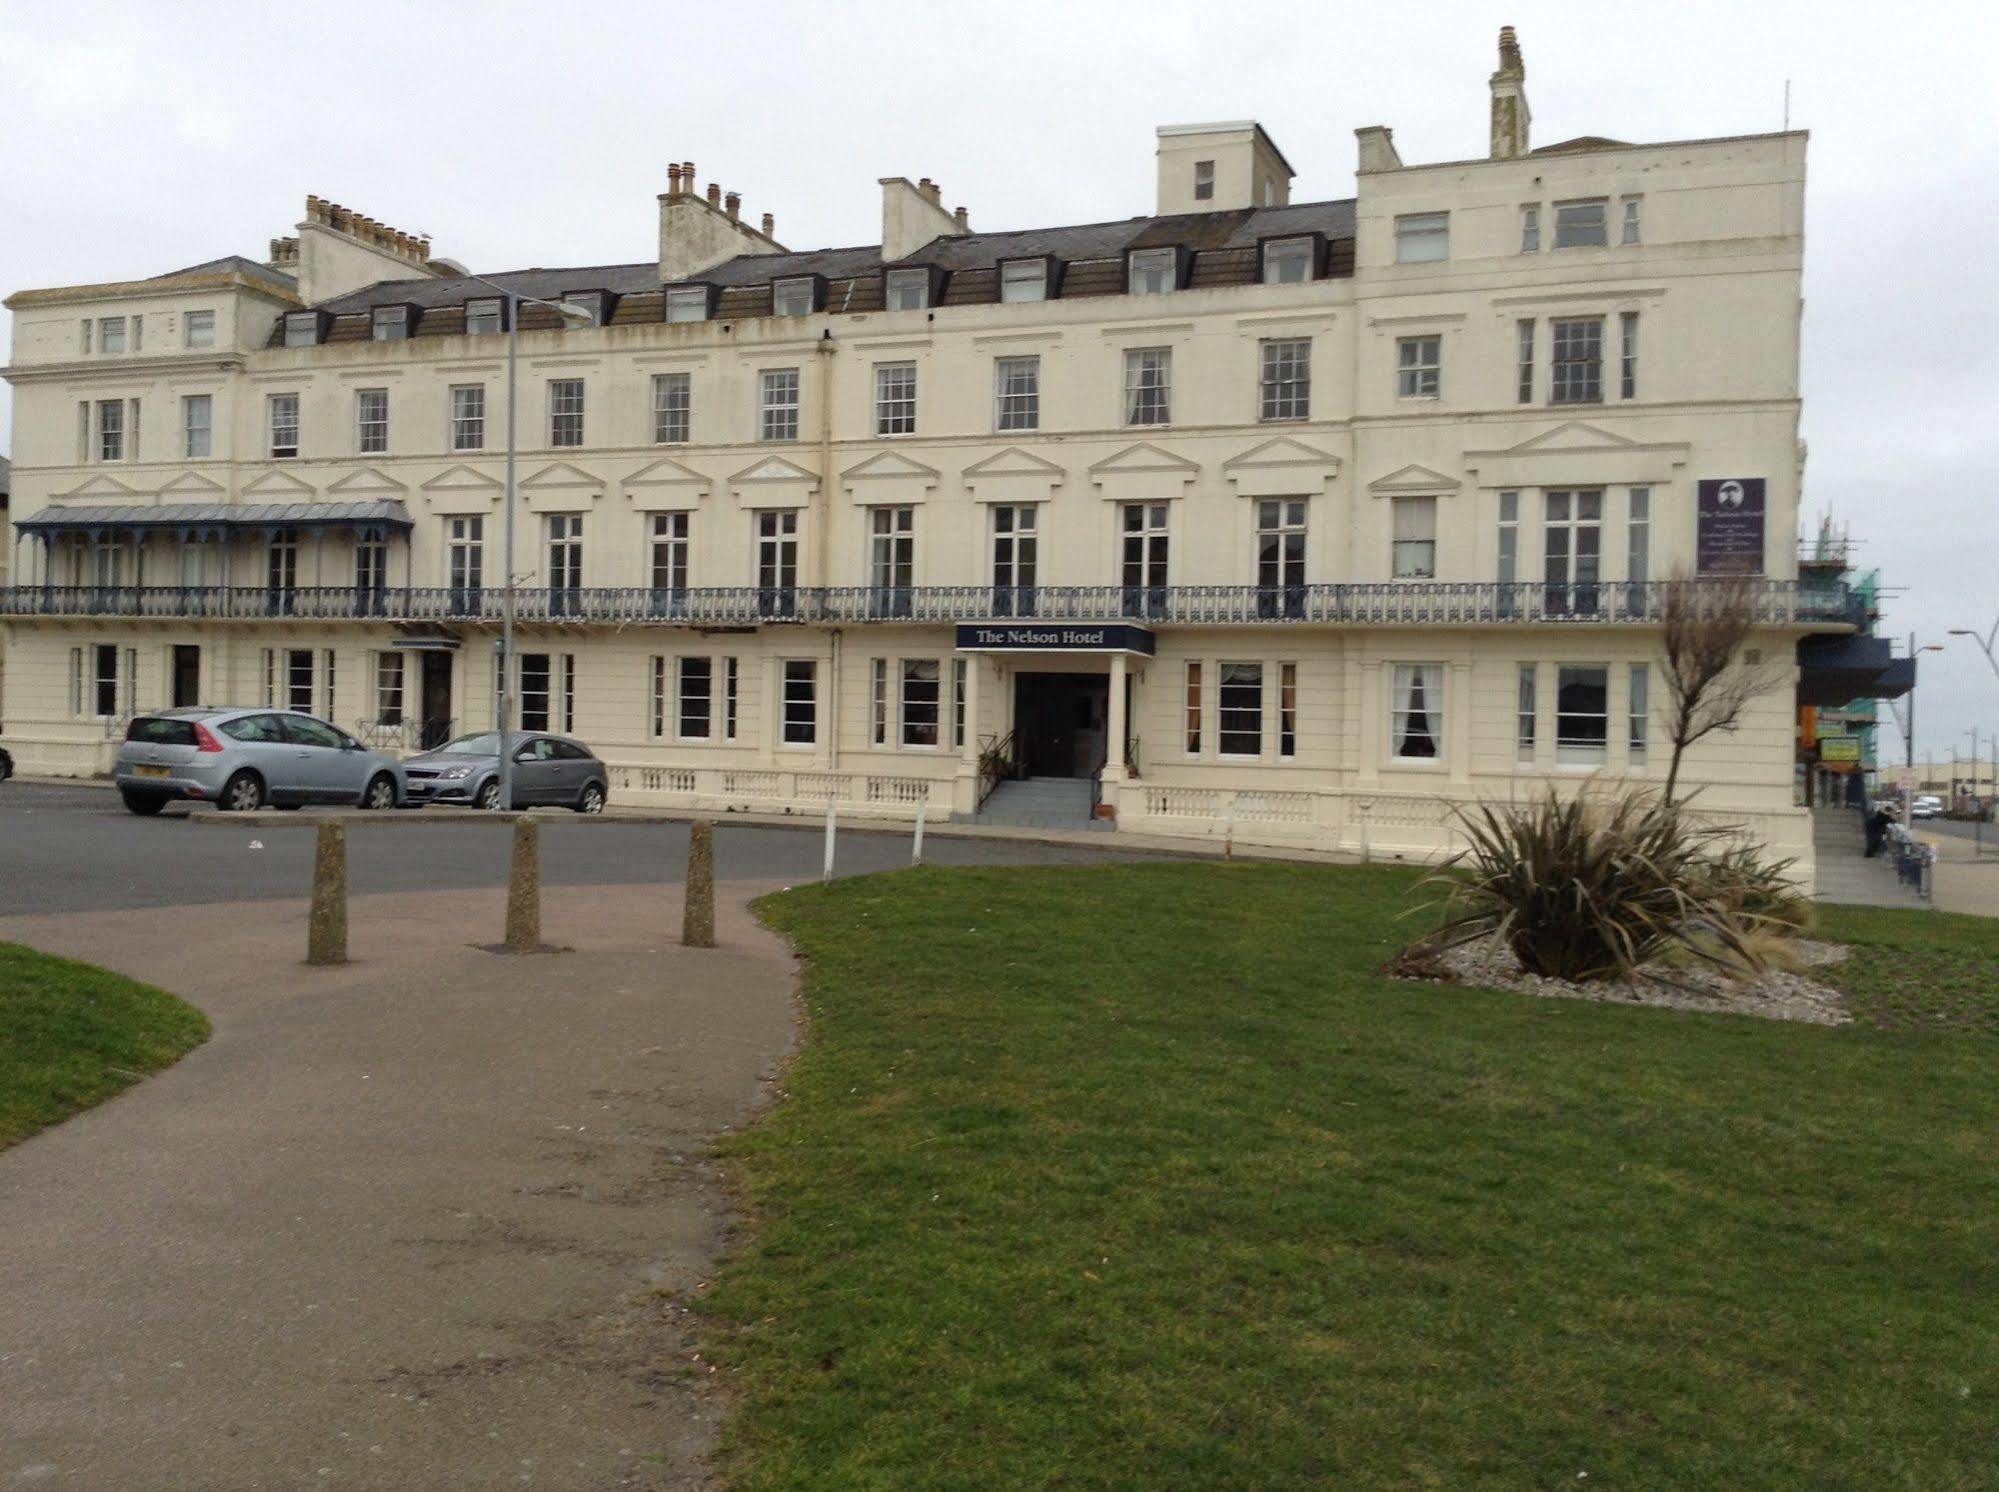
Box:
912, 800, 926, 864
307, 820, 349, 966
683, 820, 716, 949
505, 815, 540, 953
822, 797, 837, 882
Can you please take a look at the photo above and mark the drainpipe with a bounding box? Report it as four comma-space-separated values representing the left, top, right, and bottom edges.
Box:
817, 329, 838, 771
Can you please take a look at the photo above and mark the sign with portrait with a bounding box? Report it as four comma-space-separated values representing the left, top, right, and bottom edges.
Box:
1697, 478, 1766, 575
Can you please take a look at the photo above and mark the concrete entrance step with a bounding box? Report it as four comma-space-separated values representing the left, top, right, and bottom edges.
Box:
973, 776, 1110, 831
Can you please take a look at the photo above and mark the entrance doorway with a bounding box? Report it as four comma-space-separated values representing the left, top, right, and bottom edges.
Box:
1013, 672, 1108, 779
171, 645, 201, 708
419, 651, 454, 749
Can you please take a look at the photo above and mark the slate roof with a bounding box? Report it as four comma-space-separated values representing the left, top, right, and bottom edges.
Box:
150, 255, 299, 293
18, 500, 411, 531
300, 198, 1358, 319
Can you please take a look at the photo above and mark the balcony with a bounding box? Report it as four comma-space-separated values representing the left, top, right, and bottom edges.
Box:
0, 578, 1857, 628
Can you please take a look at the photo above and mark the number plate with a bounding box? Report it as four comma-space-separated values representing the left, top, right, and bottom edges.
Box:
132, 764, 171, 779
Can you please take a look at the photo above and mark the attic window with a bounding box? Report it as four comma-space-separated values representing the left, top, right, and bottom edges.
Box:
665, 286, 709, 323
1394, 213, 1449, 264
465, 298, 503, 335
283, 312, 321, 348
1262, 237, 1313, 284
561, 291, 603, 326
885, 268, 929, 311
1128, 247, 1177, 295
999, 259, 1048, 304
772, 277, 815, 317
1194, 160, 1215, 201
371, 306, 409, 341
1554, 199, 1609, 249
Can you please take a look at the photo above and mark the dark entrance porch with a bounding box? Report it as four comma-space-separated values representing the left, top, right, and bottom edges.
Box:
1013, 672, 1109, 779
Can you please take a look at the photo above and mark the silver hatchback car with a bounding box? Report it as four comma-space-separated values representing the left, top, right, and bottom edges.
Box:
114, 708, 407, 815
400, 730, 609, 812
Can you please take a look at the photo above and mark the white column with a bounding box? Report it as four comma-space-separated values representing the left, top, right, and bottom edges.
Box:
1104, 651, 1128, 784
952, 650, 982, 816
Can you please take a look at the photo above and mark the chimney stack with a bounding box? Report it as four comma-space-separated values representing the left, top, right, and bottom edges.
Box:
761, 212, 775, 237
954, 205, 968, 231
1489, 24, 1531, 160
706, 182, 721, 206
725, 190, 741, 221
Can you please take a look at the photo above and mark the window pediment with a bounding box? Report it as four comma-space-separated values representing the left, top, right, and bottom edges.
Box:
1368, 463, 1460, 497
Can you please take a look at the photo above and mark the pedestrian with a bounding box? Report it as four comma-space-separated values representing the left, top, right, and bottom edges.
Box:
1865, 802, 1894, 858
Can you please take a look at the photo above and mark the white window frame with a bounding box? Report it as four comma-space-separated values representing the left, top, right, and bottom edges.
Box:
465, 298, 504, 336
780, 659, 817, 746
677, 655, 714, 741
1520, 204, 1541, 253
650, 511, 690, 596
370, 305, 409, 342
664, 286, 708, 323
96, 398, 124, 462
1627, 488, 1651, 588
874, 361, 916, 436
1394, 212, 1449, 264
759, 367, 800, 442
1262, 236, 1312, 285
653, 371, 691, 444
994, 356, 1039, 431
899, 658, 941, 748
1217, 662, 1264, 759
183, 394, 212, 458
375, 651, 405, 726
355, 387, 388, 455
282, 312, 319, 348
1193, 159, 1215, 201
999, 259, 1047, 304
1123, 347, 1171, 426
184, 309, 216, 349
1390, 663, 1445, 763
1391, 495, 1437, 580
1279, 662, 1298, 759
1555, 664, 1610, 765
771, 277, 815, 317
884, 268, 929, 311
1620, 311, 1639, 400
1517, 663, 1537, 762
1183, 660, 1203, 755
450, 384, 486, 451
100, 316, 127, 353
547, 378, 585, 446
1629, 664, 1650, 761
1259, 337, 1310, 420
1553, 198, 1609, 249
1396, 335, 1441, 399
1127, 247, 1177, 295
1550, 317, 1603, 404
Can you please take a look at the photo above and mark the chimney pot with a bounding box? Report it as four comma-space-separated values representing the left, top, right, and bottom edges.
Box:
684, 160, 695, 183
668, 164, 682, 193
761, 211, 775, 236
725, 190, 741, 220
954, 206, 968, 231
706, 182, 720, 205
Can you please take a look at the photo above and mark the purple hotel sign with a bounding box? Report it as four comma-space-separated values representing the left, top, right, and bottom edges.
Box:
1697, 478, 1766, 575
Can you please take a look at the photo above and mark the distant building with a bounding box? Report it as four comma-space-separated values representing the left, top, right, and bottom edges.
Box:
1795, 519, 1912, 806
1, 29, 1873, 879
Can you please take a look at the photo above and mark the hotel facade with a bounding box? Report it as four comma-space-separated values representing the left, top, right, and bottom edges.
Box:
0, 32, 1848, 874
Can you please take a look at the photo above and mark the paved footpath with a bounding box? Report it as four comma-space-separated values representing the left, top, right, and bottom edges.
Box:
0, 881, 798, 1490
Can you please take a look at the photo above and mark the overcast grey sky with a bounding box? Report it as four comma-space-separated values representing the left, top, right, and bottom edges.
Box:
4, 0, 1994, 764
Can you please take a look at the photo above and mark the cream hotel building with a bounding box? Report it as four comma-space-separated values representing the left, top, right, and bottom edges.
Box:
1, 32, 1849, 873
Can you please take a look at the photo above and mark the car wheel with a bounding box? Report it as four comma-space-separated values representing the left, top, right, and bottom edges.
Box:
574, 781, 606, 815
361, 774, 397, 810
119, 788, 168, 816
474, 778, 503, 811
220, 770, 266, 812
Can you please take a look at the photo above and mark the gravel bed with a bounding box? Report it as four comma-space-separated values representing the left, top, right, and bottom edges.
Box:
1400, 936, 1854, 1026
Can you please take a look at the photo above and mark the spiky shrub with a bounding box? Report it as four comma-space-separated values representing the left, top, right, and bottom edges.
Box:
1692, 842, 1812, 933
1420, 789, 1764, 983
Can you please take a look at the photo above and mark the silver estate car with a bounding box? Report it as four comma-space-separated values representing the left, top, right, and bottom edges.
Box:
401, 731, 609, 812
114, 708, 406, 815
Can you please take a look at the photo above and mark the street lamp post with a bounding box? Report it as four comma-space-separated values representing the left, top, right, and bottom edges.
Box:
1948, 619, 1999, 687
1901, 634, 1945, 802
457, 277, 596, 810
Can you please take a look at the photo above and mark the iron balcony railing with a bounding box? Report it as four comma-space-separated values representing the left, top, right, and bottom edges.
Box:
0, 579, 1862, 628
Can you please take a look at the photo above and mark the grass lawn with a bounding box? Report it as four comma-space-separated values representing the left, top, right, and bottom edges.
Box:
703, 862, 1998, 1489
0, 941, 210, 1148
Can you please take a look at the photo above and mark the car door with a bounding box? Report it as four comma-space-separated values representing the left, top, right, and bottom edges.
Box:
510, 736, 559, 805
219, 713, 301, 798
551, 739, 594, 803
280, 715, 355, 802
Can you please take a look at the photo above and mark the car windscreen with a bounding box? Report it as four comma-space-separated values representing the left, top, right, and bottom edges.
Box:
437, 732, 501, 756
125, 717, 198, 746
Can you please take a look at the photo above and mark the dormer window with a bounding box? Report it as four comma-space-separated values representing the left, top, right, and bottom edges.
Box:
772, 277, 816, 317
561, 290, 610, 326
999, 259, 1049, 304
465, 298, 504, 336
1194, 160, 1215, 201
371, 305, 409, 341
664, 286, 710, 323
1127, 247, 1178, 295
884, 268, 930, 311
1394, 212, 1450, 264
283, 311, 323, 348
1261, 237, 1314, 284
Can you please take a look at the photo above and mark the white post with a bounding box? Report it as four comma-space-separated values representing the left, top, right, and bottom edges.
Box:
1223, 795, 1235, 860
823, 796, 837, 881
912, 798, 926, 864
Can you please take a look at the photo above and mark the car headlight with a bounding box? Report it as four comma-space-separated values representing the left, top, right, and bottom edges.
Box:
440, 766, 472, 781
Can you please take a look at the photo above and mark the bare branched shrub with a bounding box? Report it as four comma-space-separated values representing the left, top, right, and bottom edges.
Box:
1658, 574, 1792, 802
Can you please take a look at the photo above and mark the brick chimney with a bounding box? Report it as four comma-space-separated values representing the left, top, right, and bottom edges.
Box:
1489, 25, 1531, 160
